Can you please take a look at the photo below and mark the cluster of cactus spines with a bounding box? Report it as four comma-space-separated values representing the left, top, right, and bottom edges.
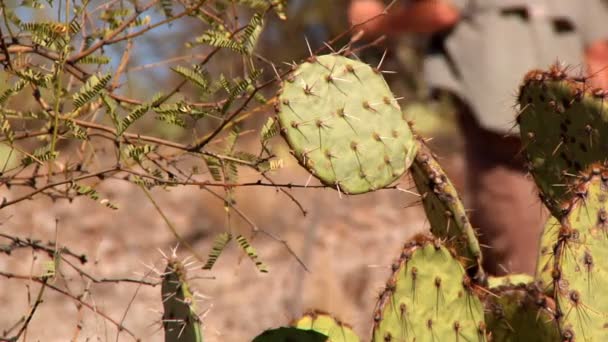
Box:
484, 283, 559, 341
410, 139, 483, 279
161, 259, 203, 342
371, 234, 486, 342
293, 310, 359, 342
517, 65, 608, 217
276, 54, 417, 194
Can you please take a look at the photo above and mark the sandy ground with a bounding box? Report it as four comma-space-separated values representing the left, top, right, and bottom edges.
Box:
0, 141, 465, 341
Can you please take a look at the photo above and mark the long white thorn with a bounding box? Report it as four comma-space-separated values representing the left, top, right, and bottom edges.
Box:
304, 36, 313, 58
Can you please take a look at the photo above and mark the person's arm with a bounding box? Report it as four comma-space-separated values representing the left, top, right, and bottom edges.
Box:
348, 0, 460, 38
585, 40, 608, 89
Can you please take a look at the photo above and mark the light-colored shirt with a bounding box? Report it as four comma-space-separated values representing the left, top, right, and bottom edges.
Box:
424, 0, 608, 133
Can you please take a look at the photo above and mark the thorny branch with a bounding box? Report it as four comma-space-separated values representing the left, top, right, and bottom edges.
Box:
0, 0, 408, 339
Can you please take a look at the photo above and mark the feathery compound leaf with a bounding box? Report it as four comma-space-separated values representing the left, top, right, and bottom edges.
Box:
125, 144, 154, 162
171, 65, 210, 91
0, 79, 27, 105
204, 156, 222, 182
100, 93, 120, 129
196, 29, 245, 53
20, 21, 69, 50
220, 69, 263, 113
73, 74, 111, 109
71, 182, 118, 209
159, 0, 173, 18
260, 117, 279, 142
21, 144, 58, 166
235, 235, 268, 273
156, 113, 186, 127
78, 55, 110, 65
0, 114, 14, 143
65, 120, 88, 140
15, 69, 52, 88
118, 103, 150, 134
241, 13, 264, 54
232, 151, 260, 164
202, 232, 233, 270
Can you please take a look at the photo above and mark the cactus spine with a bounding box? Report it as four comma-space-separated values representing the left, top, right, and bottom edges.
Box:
162, 259, 203, 342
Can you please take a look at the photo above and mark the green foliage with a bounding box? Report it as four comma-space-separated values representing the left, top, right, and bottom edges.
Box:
202, 233, 232, 270
277, 54, 417, 194
70, 182, 118, 209
235, 235, 268, 273
171, 66, 210, 92
162, 259, 203, 342
21, 144, 58, 166
72, 74, 111, 109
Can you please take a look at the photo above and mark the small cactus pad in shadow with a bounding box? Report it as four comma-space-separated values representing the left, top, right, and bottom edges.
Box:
251, 327, 328, 342
535, 216, 560, 294
550, 164, 608, 341
372, 235, 486, 342
277, 54, 417, 194
162, 259, 203, 342
410, 139, 483, 278
485, 283, 560, 341
517, 65, 608, 217
293, 310, 359, 342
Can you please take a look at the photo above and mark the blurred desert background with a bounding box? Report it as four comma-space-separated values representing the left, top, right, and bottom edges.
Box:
0, 1, 467, 341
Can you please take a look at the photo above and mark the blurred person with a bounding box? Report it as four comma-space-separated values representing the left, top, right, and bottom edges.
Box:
349, 0, 608, 275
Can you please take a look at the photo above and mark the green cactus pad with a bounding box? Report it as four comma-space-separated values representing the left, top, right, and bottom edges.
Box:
550, 165, 608, 341
485, 283, 560, 341
162, 259, 203, 342
293, 310, 359, 342
372, 235, 486, 342
535, 216, 560, 294
487, 274, 534, 289
410, 139, 483, 278
517, 66, 608, 217
251, 327, 328, 342
277, 54, 417, 194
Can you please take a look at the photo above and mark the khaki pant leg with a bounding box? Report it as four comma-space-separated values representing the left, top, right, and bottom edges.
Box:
456, 103, 549, 276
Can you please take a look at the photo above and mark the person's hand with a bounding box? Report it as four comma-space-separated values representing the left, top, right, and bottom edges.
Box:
348, 0, 387, 39
586, 40, 608, 89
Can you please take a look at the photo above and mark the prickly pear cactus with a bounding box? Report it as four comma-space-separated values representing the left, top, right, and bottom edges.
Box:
410, 139, 483, 278
162, 259, 203, 342
547, 164, 608, 341
484, 283, 560, 341
277, 54, 417, 194
294, 310, 359, 342
517, 65, 608, 217
372, 234, 486, 342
